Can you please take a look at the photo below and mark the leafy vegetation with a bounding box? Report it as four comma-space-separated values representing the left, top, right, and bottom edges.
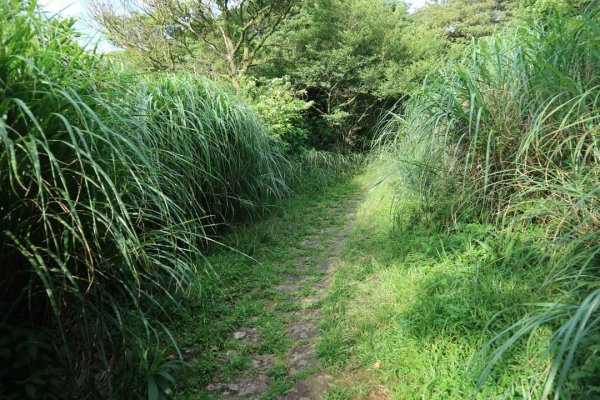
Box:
378, 1, 599, 397
240, 77, 313, 152
0, 2, 302, 398
1, 0, 598, 398
95, 0, 515, 152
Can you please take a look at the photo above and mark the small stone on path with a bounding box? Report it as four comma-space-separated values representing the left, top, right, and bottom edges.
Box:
207, 375, 270, 398
251, 354, 276, 370
333, 235, 346, 244
288, 344, 319, 374
300, 239, 321, 248
277, 373, 332, 400
299, 295, 324, 306
286, 309, 322, 319
275, 284, 300, 292
315, 276, 332, 290
233, 327, 261, 343
317, 258, 334, 272
284, 274, 306, 283
287, 320, 319, 340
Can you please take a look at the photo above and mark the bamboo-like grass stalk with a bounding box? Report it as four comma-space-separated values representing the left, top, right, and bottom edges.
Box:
0, 1, 293, 397
378, 2, 599, 397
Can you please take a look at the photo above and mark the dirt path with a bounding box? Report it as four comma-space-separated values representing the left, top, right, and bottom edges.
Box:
204, 194, 362, 399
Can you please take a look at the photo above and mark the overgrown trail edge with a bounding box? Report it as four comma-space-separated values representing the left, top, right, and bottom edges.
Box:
205, 192, 363, 399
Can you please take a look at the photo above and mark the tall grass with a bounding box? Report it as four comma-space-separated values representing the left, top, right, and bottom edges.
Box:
0, 1, 291, 398
379, 2, 599, 397
117, 74, 291, 234
287, 149, 365, 193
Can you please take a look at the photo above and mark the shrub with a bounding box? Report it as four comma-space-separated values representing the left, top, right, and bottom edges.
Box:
240, 76, 313, 153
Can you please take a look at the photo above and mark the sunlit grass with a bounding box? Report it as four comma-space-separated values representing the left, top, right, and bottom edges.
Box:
319, 168, 551, 399
376, 3, 599, 397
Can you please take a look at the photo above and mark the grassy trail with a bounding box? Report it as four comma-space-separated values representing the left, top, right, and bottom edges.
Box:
174, 167, 558, 399
318, 168, 562, 399
173, 178, 364, 399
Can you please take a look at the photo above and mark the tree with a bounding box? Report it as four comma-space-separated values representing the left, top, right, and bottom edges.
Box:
382, 0, 518, 94
92, 0, 302, 81
413, 0, 515, 51
256, 0, 410, 150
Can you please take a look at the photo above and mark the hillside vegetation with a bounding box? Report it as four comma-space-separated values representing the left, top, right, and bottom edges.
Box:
0, 0, 598, 399
377, 2, 599, 397
0, 1, 347, 397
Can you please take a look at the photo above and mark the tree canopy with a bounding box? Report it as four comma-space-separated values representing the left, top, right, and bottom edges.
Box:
94, 0, 517, 150
93, 0, 302, 80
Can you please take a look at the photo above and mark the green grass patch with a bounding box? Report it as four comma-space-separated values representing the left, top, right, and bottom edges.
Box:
319, 168, 560, 399
374, 3, 599, 396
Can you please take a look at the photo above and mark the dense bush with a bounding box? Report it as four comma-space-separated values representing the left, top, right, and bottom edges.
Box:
0, 2, 291, 398
241, 77, 313, 153
379, 2, 599, 397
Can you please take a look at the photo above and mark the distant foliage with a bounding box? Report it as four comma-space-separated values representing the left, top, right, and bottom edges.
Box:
98, 0, 517, 152
265, 0, 411, 151
394, 0, 515, 93
254, 0, 516, 151
241, 77, 313, 152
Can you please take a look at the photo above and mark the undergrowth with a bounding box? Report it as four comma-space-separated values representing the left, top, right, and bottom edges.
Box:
0, 2, 360, 398
377, 2, 599, 398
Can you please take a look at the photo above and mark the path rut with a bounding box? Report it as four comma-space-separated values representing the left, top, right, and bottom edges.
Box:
206, 194, 361, 399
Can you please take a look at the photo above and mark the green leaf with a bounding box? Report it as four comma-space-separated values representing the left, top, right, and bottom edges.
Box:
25, 384, 37, 398
148, 378, 159, 400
